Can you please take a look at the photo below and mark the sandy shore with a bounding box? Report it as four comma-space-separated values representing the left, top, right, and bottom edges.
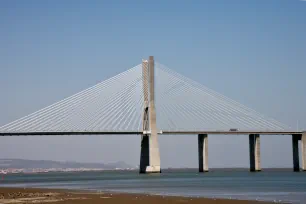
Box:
0, 187, 273, 204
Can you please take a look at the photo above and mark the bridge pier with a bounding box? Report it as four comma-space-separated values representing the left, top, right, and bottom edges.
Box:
303, 133, 306, 171
140, 135, 149, 173
198, 134, 208, 172
292, 133, 306, 172
292, 134, 301, 172
249, 134, 261, 172
139, 134, 161, 173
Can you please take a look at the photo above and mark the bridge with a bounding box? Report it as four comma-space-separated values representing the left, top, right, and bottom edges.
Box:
0, 56, 304, 173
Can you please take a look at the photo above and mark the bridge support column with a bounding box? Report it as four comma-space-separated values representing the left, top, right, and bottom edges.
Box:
198, 134, 208, 172
140, 134, 160, 173
143, 132, 161, 173
292, 134, 301, 172
140, 135, 150, 173
293, 133, 306, 172
302, 133, 306, 171
249, 134, 261, 172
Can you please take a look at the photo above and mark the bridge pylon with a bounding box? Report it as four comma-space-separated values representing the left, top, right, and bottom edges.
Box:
139, 56, 161, 173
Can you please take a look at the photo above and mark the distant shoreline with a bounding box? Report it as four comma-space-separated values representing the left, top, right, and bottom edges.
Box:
0, 167, 297, 175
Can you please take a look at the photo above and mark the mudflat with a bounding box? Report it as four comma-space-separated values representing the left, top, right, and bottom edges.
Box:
0, 187, 272, 204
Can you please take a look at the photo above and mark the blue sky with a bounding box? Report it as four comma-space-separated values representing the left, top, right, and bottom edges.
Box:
0, 0, 305, 168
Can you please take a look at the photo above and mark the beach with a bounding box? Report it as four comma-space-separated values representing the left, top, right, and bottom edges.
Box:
0, 187, 273, 204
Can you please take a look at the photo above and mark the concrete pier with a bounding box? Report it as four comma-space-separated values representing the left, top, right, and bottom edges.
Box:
292, 134, 301, 172
292, 133, 306, 172
140, 135, 149, 172
198, 134, 208, 172
139, 56, 161, 173
302, 133, 306, 171
249, 134, 261, 172
139, 132, 161, 173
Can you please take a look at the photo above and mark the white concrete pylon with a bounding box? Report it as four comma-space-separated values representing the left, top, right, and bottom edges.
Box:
139, 56, 161, 173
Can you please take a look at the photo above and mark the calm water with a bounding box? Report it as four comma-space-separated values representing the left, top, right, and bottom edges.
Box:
0, 170, 306, 203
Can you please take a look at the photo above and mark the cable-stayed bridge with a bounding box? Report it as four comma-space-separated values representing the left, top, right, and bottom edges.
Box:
0, 56, 304, 173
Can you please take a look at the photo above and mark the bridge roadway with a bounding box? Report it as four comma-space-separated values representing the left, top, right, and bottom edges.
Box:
0, 130, 305, 173
0, 130, 303, 136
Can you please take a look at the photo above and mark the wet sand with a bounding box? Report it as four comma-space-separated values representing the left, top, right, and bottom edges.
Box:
0, 187, 273, 204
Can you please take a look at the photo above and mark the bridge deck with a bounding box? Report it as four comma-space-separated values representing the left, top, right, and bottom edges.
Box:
0, 131, 303, 136
161, 131, 303, 135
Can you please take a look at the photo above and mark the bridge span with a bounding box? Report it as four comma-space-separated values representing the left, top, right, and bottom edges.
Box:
0, 130, 305, 172
0, 56, 304, 173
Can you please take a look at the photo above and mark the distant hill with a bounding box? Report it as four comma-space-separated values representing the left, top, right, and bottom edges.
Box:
0, 159, 133, 170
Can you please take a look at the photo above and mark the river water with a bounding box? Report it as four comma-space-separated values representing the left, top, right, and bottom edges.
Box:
1, 170, 306, 203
